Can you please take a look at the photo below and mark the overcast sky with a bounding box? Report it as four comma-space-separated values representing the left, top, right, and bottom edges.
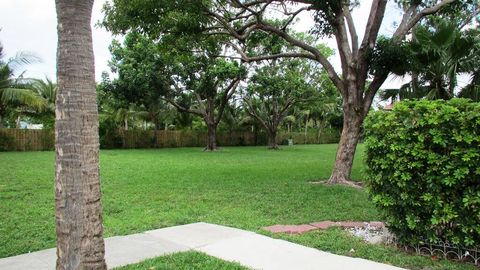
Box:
0, 0, 406, 89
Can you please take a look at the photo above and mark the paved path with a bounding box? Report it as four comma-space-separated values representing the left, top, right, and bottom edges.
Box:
0, 222, 405, 270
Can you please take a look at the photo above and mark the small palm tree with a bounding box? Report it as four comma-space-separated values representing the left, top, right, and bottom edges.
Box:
0, 43, 43, 128
18, 78, 58, 128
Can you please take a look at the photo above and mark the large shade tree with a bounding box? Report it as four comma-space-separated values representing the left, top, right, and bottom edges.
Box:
244, 58, 321, 149
204, 0, 463, 185
55, 0, 107, 269
106, 32, 245, 150
102, 0, 461, 185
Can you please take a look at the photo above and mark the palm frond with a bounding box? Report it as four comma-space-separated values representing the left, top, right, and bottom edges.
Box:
1, 87, 47, 111
7, 52, 41, 73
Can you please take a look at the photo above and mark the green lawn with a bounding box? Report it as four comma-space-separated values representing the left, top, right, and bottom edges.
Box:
0, 145, 476, 269
114, 251, 249, 270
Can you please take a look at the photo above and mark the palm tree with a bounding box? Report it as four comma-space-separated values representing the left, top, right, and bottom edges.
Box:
458, 28, 480, 102
23, 78, 58, 128
381, 20, 478, 102
0, 43, 44, 128
31, 78, 57, 109
55, 0, 107, 269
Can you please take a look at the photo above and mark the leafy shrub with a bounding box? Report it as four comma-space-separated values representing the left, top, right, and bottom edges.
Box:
364, 99, 480, 247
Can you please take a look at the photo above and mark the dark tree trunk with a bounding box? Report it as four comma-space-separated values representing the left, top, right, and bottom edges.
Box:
205, 121, 218, 151
327, 105, 363, 185
317, 123, 322, 144
267, 129, 279, 149
55, 0, 107, 269
0, 107, 5, 128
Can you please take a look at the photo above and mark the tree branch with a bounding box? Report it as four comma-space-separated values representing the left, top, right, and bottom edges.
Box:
360, 0, 388, 50
162, 97, 205, 117
343, 7, 358, 55
255, 21, 344, 90
215, 78, 241, 125
393, 0, 456, 41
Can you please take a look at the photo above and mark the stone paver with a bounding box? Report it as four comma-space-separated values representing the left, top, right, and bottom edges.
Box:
264, 221, 386, 234
310, 221, 338, 229
0, 222, 404, 270
262, 224, 317, 234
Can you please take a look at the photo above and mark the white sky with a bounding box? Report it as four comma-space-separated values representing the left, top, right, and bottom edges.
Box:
0, 0, 407, 89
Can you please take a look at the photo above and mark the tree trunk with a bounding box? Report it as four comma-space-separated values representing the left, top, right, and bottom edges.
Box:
16, 115, 21, 129
267, 129, 279, 149
124, 118, 128, 131
205, 121, 218, 151
317, 123, 322, 144
55, 0, 107, 269
304, 117, 308, 144
327, 107, 363, 185
0, 114, 3, 129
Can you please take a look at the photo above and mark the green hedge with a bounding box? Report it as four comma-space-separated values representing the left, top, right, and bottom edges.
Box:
364, 99, 480, 247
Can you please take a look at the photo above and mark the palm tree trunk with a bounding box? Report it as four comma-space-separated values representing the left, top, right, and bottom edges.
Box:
55, 0, 107, 269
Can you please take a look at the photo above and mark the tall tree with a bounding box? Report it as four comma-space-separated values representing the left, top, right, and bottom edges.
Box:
243, 58, 319, 149
166, 56, 244, 150
107, 32, 245, 150
204, 0, 460, 185
102, 0, 460, 185
55, 0, 107, 269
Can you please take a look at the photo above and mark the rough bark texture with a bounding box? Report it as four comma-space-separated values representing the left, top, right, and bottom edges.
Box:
327, 106, 363, 185
267, 130, 279, 150
55, 0, 107, 269
205, 121, 218, 151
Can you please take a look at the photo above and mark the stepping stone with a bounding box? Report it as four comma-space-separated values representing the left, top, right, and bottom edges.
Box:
262, 224, 318, 234
369, 222, 385, 230
338, 221, 367, 228
310, 221, 338, 229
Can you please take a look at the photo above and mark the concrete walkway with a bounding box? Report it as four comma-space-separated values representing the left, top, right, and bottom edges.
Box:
0, 222, 405, 270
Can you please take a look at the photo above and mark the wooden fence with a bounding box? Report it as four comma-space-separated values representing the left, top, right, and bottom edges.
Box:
0, 129, 54, 151
0, 128, 339, 151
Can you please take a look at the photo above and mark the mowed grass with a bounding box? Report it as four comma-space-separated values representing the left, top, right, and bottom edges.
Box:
114, 251, 250, 270
0, 144, 475, 269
